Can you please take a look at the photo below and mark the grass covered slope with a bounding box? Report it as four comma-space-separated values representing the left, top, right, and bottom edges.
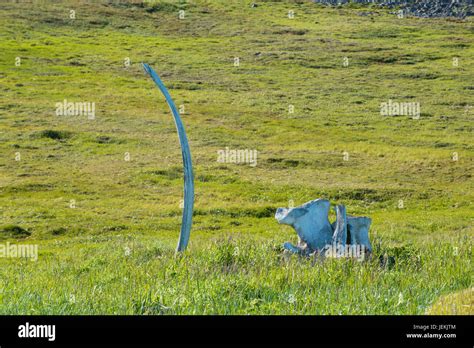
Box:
0, 1, 472, 314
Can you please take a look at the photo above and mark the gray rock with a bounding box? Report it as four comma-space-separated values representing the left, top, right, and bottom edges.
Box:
312, 0, 472, 18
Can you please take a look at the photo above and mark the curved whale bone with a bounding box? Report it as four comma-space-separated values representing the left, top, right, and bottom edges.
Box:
142, 63, 194, 253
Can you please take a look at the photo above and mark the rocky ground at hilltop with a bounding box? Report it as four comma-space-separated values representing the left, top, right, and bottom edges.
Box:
313, 0, 473, 18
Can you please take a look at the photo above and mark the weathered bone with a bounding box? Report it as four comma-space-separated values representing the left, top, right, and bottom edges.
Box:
275, 199, 333, 252
347, 216, 372, 253
331, 204, 347, 246
276, 199, 372, 258
283, 242, 308, 255
143, 63, 194, 252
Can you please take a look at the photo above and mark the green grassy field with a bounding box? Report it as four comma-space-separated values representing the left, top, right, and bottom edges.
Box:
0, 0, 472, 314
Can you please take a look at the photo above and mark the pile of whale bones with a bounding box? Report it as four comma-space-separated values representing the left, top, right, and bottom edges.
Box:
275, 199, 373, 261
